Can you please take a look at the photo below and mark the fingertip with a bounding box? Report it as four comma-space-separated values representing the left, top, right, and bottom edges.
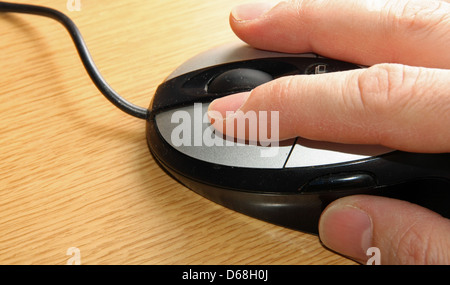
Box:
319, 195, 450, 264
207, 92, 251, 136
319, 198, 374, 263
229, 1, 303, 53
231, 1, 279, 22
208, 92, 251, 119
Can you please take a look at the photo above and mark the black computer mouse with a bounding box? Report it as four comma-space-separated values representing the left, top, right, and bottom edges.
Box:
3, 3, 448, 234
147, 42, 450, 234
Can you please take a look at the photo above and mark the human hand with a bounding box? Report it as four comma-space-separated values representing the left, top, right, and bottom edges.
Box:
208, 0, 450, 264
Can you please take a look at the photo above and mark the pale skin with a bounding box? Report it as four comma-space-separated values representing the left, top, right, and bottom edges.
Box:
208, 0, 450, 264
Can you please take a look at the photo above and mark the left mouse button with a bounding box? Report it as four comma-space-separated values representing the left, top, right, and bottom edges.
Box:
208, 68, 273, 94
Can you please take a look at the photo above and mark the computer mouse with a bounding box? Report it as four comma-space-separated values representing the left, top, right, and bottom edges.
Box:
4, 3, 447, 234
146, 42, 450, 234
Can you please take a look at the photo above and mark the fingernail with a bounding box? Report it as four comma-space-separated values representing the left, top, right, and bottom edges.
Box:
319, 205, 373, 262
231, 2, 279, 22
208, 92, 251, 120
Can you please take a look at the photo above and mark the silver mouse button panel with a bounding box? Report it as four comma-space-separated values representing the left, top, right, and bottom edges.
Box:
155, 104, 294, 169
156, 105, 394, 169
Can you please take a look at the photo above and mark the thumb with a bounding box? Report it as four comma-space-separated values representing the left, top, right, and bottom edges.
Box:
208, 64, 450, 153
318, 195, 450, 265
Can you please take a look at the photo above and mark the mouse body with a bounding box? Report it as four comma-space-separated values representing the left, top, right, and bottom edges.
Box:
147, 42, 450, 234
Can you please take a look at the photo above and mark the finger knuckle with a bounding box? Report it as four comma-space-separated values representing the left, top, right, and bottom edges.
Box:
287, 0, 307, 14
384, 1, 450, 33
394, 220, 449, 264
267, 76, 296, 107
355, 64, 416, 144
356, 64, 408, 115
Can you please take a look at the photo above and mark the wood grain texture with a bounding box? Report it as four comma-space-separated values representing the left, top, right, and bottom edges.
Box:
0, 0, 356, 265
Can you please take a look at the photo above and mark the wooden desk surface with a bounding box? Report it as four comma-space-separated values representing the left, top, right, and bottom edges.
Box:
0, 0, 355, 265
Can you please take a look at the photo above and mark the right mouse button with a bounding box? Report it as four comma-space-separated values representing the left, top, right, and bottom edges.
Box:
300, 172, 377, 193
284, 138, 393, 168
208, 68, 273, 94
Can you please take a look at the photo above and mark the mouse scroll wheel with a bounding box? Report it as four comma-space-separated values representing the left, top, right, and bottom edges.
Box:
207, 68, 273, 95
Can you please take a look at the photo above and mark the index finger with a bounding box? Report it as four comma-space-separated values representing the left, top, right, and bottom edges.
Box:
230, 0, 450, 68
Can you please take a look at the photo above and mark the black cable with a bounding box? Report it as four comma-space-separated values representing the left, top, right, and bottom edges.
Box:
0, 2, 149, 120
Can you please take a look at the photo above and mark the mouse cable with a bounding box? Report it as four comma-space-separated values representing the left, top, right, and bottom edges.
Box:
0, 2, 149, 120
